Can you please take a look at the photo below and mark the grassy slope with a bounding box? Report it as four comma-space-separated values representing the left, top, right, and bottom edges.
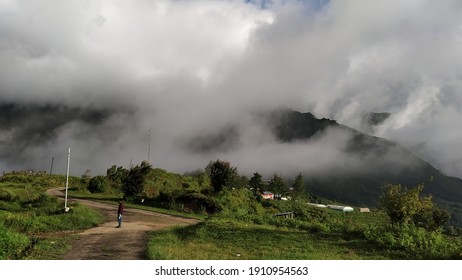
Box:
147, 217, 395, 260
90, 168, 462, 260
3, 169, 462, 260
0, 174, 104, 259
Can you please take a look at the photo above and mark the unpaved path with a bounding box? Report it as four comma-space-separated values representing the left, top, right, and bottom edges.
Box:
46, 188, 199, 260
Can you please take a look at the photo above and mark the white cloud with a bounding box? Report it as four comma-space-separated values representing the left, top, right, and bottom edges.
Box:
1, 0, 462, 178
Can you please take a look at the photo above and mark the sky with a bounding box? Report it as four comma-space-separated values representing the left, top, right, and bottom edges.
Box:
1, 0, 462, 179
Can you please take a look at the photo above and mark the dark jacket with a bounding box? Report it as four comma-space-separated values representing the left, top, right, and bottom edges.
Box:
118, 202, 124, 215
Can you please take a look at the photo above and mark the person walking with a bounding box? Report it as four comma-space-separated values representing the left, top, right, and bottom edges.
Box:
117, 199, 124, 228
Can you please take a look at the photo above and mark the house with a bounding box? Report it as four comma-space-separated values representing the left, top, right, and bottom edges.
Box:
359, 208, 370, 213
261, 191, 274, 200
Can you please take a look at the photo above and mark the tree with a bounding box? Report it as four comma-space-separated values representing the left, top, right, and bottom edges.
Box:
106, 165, 128, 190
107, 165, 128, 182
87, 175, 109, 193
230, 175, 249, 190
208, 160, 238, 193
249, 172, 264, 197
291, 173, 305, 197
379, 183, 449, 230
268, 173, 286, 196
122, 161, 152, 199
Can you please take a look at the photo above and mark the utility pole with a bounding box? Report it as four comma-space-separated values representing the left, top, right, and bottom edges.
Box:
147, 129, 152, 164
64, 148, 70, 212
49, 157, 54, 175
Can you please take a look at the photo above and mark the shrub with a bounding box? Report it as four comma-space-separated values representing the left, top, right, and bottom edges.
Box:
0, 189, 14, 201
176, 193, 222, 214
87, 176, 109, 193
0, 224, 30, 260
215, 188, 265, 219
363, 224, 461, 259
379, 184, 449, 230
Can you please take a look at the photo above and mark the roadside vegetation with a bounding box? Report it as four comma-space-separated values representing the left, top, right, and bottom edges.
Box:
0, 172, 103, 259
146, 189, 461, 259
2, 159, 462, 260
88, 160, 462, 259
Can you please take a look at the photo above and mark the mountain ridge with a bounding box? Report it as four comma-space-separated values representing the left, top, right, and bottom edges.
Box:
268, 108, 462, 225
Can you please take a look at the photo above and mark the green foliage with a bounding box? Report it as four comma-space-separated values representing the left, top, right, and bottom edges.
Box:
0, 174, 104, 259
291, 173, 305, 197
147, 217, 392, 260
122, 161, 152, 199
124, 167, 215, 213
0, 202, 103, 259
0, 188, 14, 201
228, 175, 249, 189
249, 172, 264, 196
379, 183, 449, 230
208, 160, 238, 193
87, 175, 109, 193
106, 165, 128, 190
7, 159, 455, 260
144, 168, 183, 198
1, 200, 103, 235
0, 224, 31, 259
176, 193, 222, 214
364, 224, 462, 259
0, 172, 87, 191
215, 188, 265, 220
268, 173, 286, 195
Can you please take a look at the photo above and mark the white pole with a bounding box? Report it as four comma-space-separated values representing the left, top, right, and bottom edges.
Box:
64, 147, 70, 212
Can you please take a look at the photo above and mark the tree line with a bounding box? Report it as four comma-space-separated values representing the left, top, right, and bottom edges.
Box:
87, 159, 450, 231
89, 159, 306, 199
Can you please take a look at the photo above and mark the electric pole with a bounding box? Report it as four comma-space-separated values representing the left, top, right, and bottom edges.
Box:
148, 129, 152, 164
49, 157, 54, 175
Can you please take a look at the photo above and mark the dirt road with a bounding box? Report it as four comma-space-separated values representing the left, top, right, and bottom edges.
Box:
46, 188, 199, 260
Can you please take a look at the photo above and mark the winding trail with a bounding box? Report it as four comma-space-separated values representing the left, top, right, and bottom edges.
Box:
46, 188, 199, 260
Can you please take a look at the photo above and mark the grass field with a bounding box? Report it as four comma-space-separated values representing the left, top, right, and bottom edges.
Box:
147, 217, 396, 260
0, 176, 104, 260
2, 172, 462, 260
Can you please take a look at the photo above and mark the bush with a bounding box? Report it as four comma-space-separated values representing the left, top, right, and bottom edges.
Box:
215, 188, 265, 219
0, 224, 31, 260
0, 188, 15, 201
176, 193, 222, 214
379, 184, 449, 230
87, 176, 109, 193
363, 224, 462, 259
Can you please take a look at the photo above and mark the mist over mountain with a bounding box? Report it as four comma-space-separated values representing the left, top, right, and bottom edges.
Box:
360, 112, 391, 134
182, 107, 462, 224
1, 0, 462, 222
0, 102, 116, 163
1, 95, 462, 222
269, 109, 462, 201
